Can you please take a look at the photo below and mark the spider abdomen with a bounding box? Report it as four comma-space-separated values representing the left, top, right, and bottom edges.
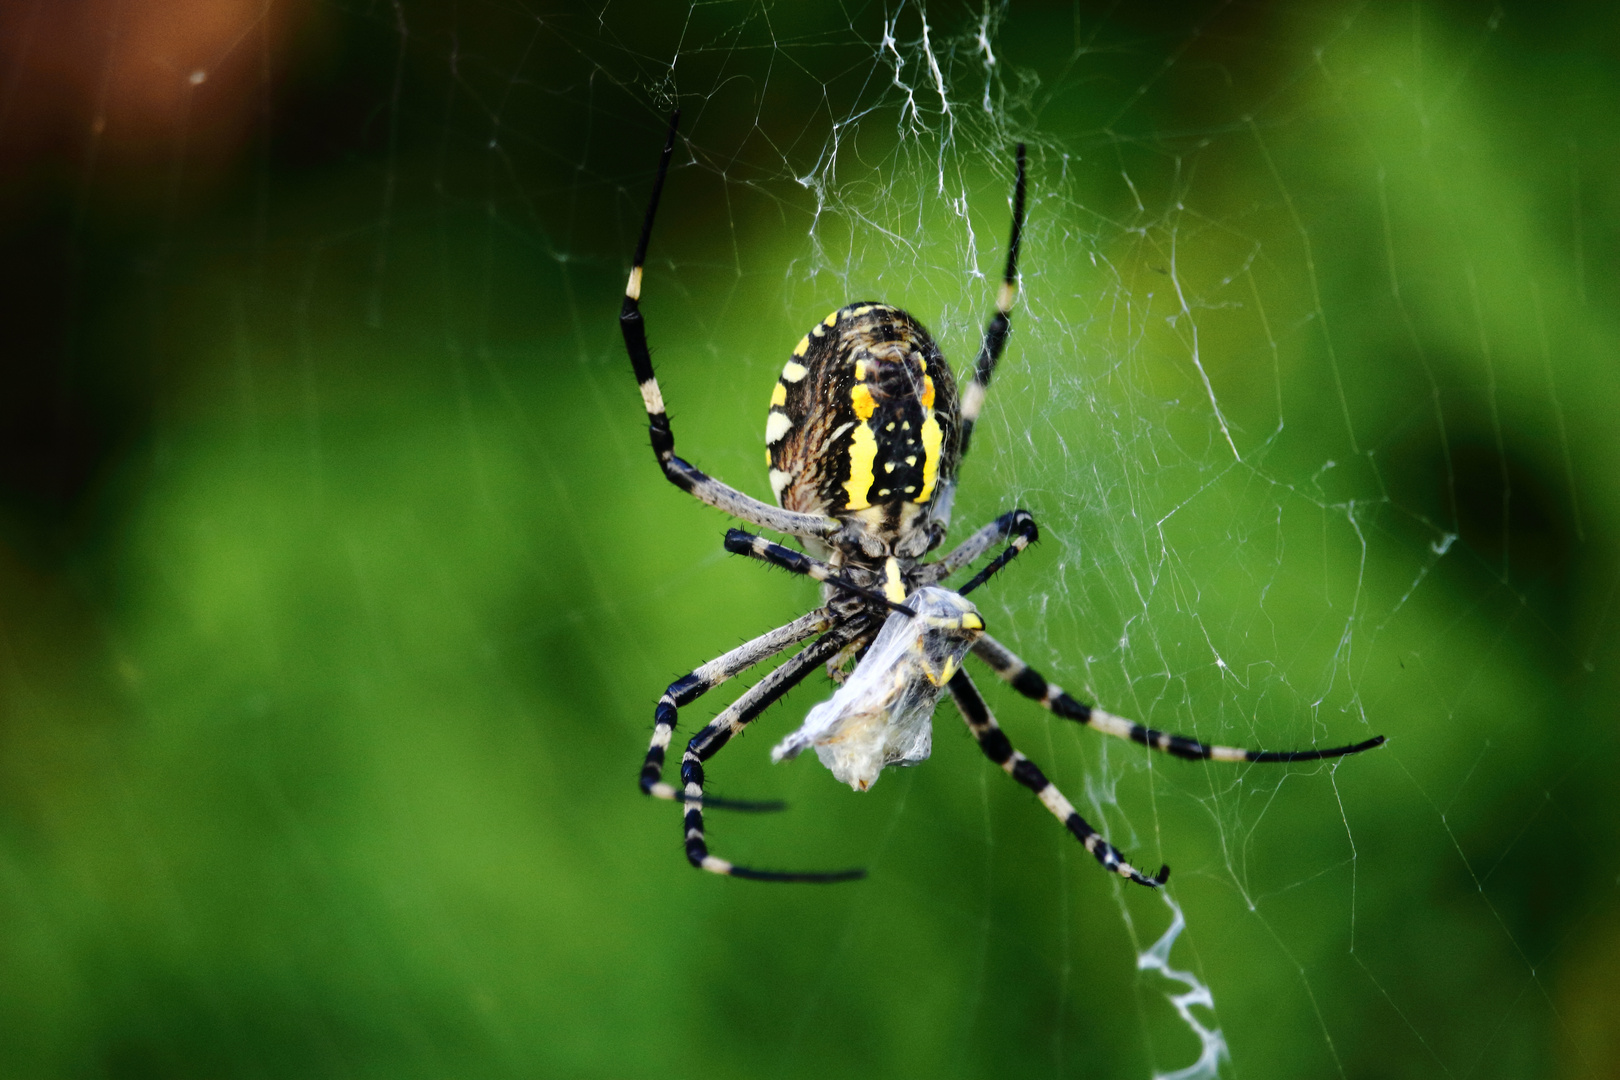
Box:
766, 303, 961, 549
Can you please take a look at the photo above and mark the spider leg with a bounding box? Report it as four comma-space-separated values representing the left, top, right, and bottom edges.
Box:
947, 668, 1168, 888
925, 510, 1028, 581
921, 509, 1038, 595
958, 142, 1027, 462
971, 632, 1387, 762
640, 608, 833, 809
681, 620, 875, 882
723, 529, 914, 614
620, 112, 840, 543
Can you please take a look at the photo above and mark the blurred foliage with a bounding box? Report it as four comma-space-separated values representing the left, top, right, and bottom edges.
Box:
1, 2, 1618, 1078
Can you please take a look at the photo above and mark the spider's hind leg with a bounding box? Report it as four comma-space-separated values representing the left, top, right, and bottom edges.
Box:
972, 633, 1386, 763
681, 621, 874, 883
640, 609, 831, 810
947, 668, 1167, 887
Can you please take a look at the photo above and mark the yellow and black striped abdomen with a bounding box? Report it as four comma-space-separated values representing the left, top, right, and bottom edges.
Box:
766, 303, 961, 525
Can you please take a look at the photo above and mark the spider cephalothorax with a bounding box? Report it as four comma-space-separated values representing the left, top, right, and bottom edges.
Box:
621, 111, 1384, 884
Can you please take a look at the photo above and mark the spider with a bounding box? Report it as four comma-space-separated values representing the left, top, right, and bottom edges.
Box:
623, 112, 1384, 885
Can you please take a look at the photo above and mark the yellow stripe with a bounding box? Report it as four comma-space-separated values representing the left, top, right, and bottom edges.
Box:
916, 415, 944, 502
770, 382, 787, 406
883, 557, 906, 603
793, 336, 810, 357
851, 384, 876, 420
920, 374, 935, 409
843, 423, 877, 509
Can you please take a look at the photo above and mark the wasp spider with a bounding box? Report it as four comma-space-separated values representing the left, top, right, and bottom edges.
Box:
623, 112, 1384, 884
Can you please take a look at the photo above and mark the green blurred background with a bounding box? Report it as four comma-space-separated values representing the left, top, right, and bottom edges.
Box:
2, 1, 1617, 1077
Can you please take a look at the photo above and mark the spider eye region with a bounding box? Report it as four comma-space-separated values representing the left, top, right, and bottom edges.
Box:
766, 302, 962, 526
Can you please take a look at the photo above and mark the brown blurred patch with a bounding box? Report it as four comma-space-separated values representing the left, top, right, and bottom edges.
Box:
0, 0, 316, 209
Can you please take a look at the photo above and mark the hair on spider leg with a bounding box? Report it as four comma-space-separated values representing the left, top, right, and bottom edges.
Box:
957, 510, 1039, 596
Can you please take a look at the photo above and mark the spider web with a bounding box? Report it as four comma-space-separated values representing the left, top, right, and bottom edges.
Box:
1, 2, 1615, 1078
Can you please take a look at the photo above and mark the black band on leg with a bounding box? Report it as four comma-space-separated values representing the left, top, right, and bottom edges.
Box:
724, 529, 916, 615
678, 624, 874, 883
960, 142, 1028, 460
947, 668, 1166, 889
973, 634, 1386, 766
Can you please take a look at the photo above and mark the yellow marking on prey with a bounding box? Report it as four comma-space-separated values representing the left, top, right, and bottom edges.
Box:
782, 360, 809, 382
811, 323, 826, 338
626, 266, 644, 301
915, 415, 944, 502
920, 375, 936, 409
851, 383, 877, 421
961, 612, 983, 631
854, 360, 867, 381
842, 423, 878, 509
770, 382, 787, 407
793, 336, 810, 358
883, 558, 906, 603
823, 310, 840, 327
852, 304, 873, 316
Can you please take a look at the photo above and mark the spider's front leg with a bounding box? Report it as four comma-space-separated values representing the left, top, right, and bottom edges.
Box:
639, 608, 832, 810
924, 509, 1039, 595
723, 529, 915, 614
958, 142, 1027, 462
619, 112, 839, 544
680, 622, 874, 882
947, 668, 1168, 887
